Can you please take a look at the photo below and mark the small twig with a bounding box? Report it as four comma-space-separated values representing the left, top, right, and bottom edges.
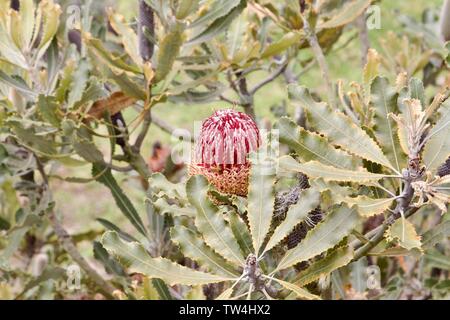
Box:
35, 156, 116, 298
133, 108, 152, 152
151, 115, 195, 143
356, 10, 370, 67
301, 15, 336, 109
219, 95, 243, 106
249, 61, 288, 95
235, 71, 256, 120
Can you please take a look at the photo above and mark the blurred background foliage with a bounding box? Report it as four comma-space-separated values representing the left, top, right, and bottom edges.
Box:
0, 0, 448, 299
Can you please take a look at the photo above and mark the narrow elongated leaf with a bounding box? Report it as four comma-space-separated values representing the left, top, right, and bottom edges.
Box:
277, 117, 359, 170
20, 0, 35, 48
189, 0, 240, 28
288, 84, 394, 170
109, 11, 142, 66
187, 1, 245, 45
97, 218, 139, 243
187, 175, 245, 265
155, 23, 184, 82
228, 211, 254, 257
344, 195, 394, 217
36, 1, 61, 62
0, 30, 27, 69
247, 157, 276, 255
423, 102, 450, 173
371, 76, 405, 172
425, 250, 450, 271
275, 204, 359, 272
293, 246, 354, 287
0, 71, 36, 98
318, 0, 371, 29
176, 0, 199, 19
422, 220, 450, 250
93, 241, 127, 277
279, 156, 393, 183
270, 277, 320, 300
171, 225, 239, 277
102, 231, 233, 285
93, 164, 148, 237
264, 188, 320, 253
261, 32, 302, 59
84, 36, 141, 74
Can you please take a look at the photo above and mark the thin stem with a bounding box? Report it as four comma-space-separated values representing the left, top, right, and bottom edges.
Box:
301, 15, 336, 109
35, 156, 116, 298
249, 60, 288, 95
356, 10, 370, 67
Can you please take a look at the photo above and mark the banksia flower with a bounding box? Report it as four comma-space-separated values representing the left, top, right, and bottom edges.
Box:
189, 109, 260, 196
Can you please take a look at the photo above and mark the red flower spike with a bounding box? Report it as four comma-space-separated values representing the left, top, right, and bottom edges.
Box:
189, 109, 260, 196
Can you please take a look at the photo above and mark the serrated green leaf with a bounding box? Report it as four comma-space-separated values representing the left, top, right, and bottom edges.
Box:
264, 188, 320, 253
187, 175, 245, 266
36, 1, 61, 62
93, 164, 148, 237
275, 204, 359, 272
102, 231, 233, 285
150, 172, 187, 200
344, 195, 394, 217
8, 121, 57, 155
371, 76, 406, 172
109, 11, 142, 66
247, 156, 276, 256
153, 197, 195, 217
270, 277, 320, 300
67, 59, 89, 109
171, 225, 239, 277
277, 117, 359, 170
73, 80, 109, 110
293, 246, 354, 287
73, 139, 104, 163
288, 84, 395, 171
279, 156, 393, 183
93, 241, 127, 277
37, 95, 60, 127
228, 210, 254, 257
385, 219, 422, 251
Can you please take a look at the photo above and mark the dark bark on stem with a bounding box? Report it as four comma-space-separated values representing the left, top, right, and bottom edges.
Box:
138, 0, 155, 62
